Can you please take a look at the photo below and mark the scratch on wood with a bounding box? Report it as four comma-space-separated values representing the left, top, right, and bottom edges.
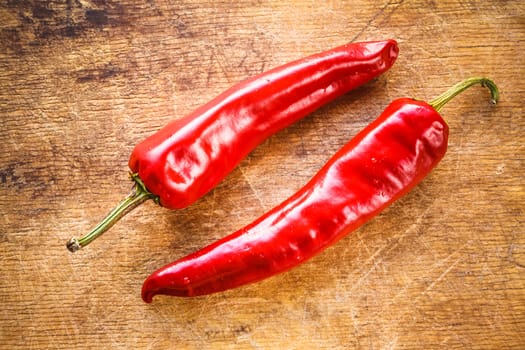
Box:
361, 240, 386, 266
419, 241, 468, 296
209, 47, 234, 86
350, 258, 380, 292
391, 242, 468, 302
386, 336, 399, 350
238, 165, 266, 211
507, 243, 525, 269
351, 0, 405, 42
423, 256, 462, 294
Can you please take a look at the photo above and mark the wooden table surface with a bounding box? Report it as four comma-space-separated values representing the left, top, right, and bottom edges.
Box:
1, 1, 523, 349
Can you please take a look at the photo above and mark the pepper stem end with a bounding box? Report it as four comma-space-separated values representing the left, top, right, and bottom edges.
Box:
66, 173, 158, 253
66, 238, 81, 252
429, 77, 499, 112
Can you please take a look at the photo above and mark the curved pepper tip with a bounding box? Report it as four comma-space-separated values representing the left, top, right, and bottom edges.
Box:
362, 39, 398, 73
141, 276, 159, 303
388, 39, 399, 61
386, 40, 399, 70
142, 291, 155, 304
142, 289, 155, 304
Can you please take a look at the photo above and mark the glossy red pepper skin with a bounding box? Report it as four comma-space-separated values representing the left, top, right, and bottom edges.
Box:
142, 98, 449, 302
129, 40, 398, 209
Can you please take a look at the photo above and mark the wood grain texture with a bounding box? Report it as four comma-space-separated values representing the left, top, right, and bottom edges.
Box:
1, 0, 523, 349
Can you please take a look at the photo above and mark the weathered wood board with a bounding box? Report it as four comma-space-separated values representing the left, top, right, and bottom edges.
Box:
1, 1, 523, 348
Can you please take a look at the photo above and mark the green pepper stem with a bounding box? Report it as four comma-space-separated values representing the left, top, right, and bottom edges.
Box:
66, 174, 158, 252
429, 77, 499, 112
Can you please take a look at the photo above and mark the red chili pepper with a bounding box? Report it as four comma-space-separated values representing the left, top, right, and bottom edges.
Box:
141, 77, 498, 302
67, 40, 399, 252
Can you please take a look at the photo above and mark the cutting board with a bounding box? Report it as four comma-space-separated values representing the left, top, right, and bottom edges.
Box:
1, 1, 523, 348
